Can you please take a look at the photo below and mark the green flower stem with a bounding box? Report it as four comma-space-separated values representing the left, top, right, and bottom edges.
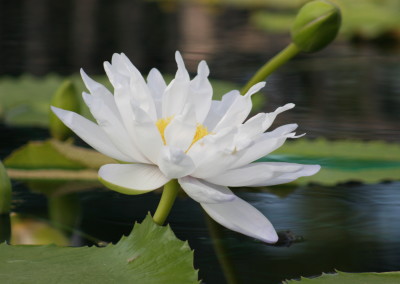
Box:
241, 43, 300, 95
153, 179, 179, 225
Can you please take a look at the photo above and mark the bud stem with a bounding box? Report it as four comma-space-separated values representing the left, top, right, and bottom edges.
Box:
241, 43, 300, 95
153, 179, 179, 225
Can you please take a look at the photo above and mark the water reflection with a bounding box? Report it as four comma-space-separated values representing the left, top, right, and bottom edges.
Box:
9, 180, 400, 284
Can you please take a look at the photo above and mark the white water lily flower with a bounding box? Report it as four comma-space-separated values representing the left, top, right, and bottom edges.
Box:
51, 52, 320, 243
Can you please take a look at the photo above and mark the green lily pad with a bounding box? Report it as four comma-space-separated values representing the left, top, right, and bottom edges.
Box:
4, 140, 86, 170
4, 139, 115, 182
0, 215, 199, 284
284, 270, 400, 283
4, 139, 115, 171
260, 138, 400, 185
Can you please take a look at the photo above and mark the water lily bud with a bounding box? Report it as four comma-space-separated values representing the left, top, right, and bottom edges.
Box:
49, 80, 80, 140
291, 0, 341, 52
0, 161, 11, 214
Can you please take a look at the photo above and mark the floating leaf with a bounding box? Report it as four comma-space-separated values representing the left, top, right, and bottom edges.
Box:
4, 139, 115, 181
0, 215, 199, 284
4, 140, 86, 170
284, 270, 400, 283
260, 138, 400, 185
50, 139, 116, 169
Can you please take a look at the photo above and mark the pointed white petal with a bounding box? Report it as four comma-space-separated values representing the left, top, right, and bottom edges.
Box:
201, 196, 278, 243
99, 163, 169, 194
147, 68, 167, 119
51, 106, 133, 162
178, 176, 235, 204
262, 103, 295, 132
244, 81, 266, 97
147, 68, 167, 97
230, 124, 299, 169
211, 82, 265, 132
189, 60, 213, 123
158, 146, 196, 179
108, 53, 158, 121
162, 52, 190, 118
205, 162, 321, 187
104, 60, 128, 89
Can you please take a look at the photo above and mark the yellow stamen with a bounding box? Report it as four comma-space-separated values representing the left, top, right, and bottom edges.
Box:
156, 116, 174, 145
192, 124, 209, 145
155, 117, 210, 148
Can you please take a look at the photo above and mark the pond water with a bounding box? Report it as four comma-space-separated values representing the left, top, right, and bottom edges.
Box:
7, 175, 400, 284
1, 1, 400, 283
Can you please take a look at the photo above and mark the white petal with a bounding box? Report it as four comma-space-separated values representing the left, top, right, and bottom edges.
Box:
162, 51, 190, 118
164, 105, 197, 150
82, 93, 149, 163
205, 162, 321, 187
132, 105, 164, 164
203, 90, 240, 131
230, 124, 299, 169
245, 81, 266, 97
147, 68, 167, 119
109, 53, 158, 121
188, 127, 238, 178
108, 75, 157, 159
158, 146, 196, 179
211, 82, 265, 132
51, 106, 132, 162
178, 176, 235, 204
188, 60, 213, 123
104, 60, 128, 89
99, 163, 169, 194
147, 68, 167, 98
262, 103, 295, 132
201, 196, 278, 243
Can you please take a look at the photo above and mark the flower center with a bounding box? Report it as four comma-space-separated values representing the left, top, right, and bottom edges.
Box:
156, 117, 210, 147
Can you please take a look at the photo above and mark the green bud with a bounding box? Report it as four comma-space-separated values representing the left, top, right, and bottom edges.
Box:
291, 0, 341, 52
49, 80, 80, 140
0, 161, 12, 214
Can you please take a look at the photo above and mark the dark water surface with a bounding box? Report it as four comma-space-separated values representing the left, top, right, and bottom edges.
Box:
9, 180, 400, 284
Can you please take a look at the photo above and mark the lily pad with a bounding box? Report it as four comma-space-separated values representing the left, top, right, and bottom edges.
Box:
4, 138, 114, 170
0, 215, 199, 284
4, 139, 115, 179
261, 138, 400, 185
284, 270, 400, 283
